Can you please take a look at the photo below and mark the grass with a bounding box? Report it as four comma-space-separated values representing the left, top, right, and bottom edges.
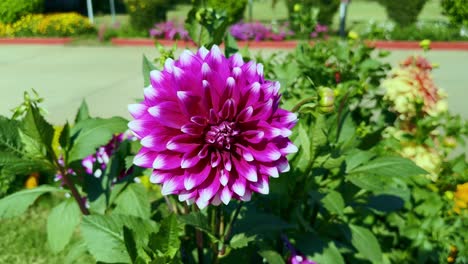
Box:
0, 195, 94, 264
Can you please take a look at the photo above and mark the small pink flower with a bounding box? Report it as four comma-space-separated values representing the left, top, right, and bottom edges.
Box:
129, 45, 297, 208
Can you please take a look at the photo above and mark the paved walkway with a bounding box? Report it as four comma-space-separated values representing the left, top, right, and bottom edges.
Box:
0, 45, 467, 124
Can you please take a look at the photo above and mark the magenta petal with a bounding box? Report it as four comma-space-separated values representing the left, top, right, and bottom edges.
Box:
184, 163, 211, 190
233, 158, 258, 182
198, 172, 220, 202
134, 148, 157, 168
153, 153, 182, 170
249, 142, 281, 162
221, 186, 232, 205
232, 176, 246, 196
161, 175, 185, 195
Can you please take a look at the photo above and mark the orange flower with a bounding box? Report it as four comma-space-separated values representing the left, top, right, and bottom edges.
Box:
454, 182, 468, 214
25, 172, 40, 189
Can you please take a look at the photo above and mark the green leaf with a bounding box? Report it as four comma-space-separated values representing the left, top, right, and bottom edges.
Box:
348, 224, 383, 263
59, 122, 71, 151
75, 100, 91, 124
0, 185, 65, 218
123, 225, 138, 263
149, 214, 181, 259
258, 250, 285, 264
81, 214, 157, 263
114, 183, 150, 219
178, 211, 211, 234
69, 117, 128, 162
143, 55, 156, 87
312, 241, 345, 264
0, 116, 22, 155
21, 104, 54, 151
64, 240, 88, 264
321, 190, 345, 216
229, 233, 256, 249
47, 199, 81, 252
224, 32, 239, 57
347, 156, 427, 178
345, 150, 376, 172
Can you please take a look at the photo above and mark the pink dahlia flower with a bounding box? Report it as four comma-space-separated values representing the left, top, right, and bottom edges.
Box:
128, 45, 297, 208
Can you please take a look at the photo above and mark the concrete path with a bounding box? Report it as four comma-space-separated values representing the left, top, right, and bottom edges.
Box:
0, 45, 466, 124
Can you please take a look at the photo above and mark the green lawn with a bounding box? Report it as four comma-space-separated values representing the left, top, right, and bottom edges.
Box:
0, 196, 94, 264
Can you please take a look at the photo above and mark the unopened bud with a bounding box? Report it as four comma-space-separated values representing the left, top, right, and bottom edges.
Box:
318, 87, 335, 113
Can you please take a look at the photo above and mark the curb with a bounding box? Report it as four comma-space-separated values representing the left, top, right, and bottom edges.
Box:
111, 38, 468, 51
0, 37, 73, 45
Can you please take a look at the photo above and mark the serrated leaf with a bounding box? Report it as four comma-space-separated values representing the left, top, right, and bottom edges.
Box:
69, 117, 128, 162
258, 250, 285, 264
59, 122, 71, 151
229, 233, 256, 249
21, 104, 54, 151
75, 100, 90, 123
178, 211, 211, 234
0, 116, 22, 155
348, 224, 383, 263
321, 190, 345, 216
114, 183, 150, 219
81, 214, 158, 263
47, 199, 81, 252
0, 185, 65, 218
149, 214, 181, 259
347, 156, 427, 178
143, 55, 156, 87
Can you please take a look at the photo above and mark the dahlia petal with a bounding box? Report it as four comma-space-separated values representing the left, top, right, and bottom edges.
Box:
178, 190, 197, 202
249, 142, 281, 162
232, 177, 246, 196
198, 145, 209, 158
219, 98, 236, 120
150, 170, 171, 184
279, 141, 298, 155
250, 176, 269, 194
209, 45, 222, 63
221, 186, 232, 205
190, 116, 207, 126
257, 63, 264, 77
230, 53, 244, 67
260, 165, 279, 178
179, 50, 196, 67
233, 158, 258, 182
211, 194, 222, 206
128, 104, 147, 119
276, 157, 290, 173
198, 172, 221, 202
232, 67, 242, 78
134, 149, 156, 168
161, 175, 185, 195
240, 190, 252, 202
141, 134, 171, 151
242, 130, 265, 144
220, 169, 229, 186
153, 153, 182, 170
164, 58, 174, 73
184, 163, 211, 190
128, 119, 153, 137
196, 197, 209, 209
237, 106, 253, 122
177, 91, 202, 117
148, 102, 187, 128
222, 152, 232, 171
144, 85, 158, 101
181, 150, 202, 169
197, 46, 209, 59
181, 123, 204, 136
235, 144, 254, 162
211, 151, 221, 168
150, 70, 164, 86
167, 135, 200, 152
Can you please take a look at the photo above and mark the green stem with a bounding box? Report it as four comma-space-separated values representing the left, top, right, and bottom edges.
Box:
291, 96, 318, 113
196, 228, 204, 264
56, 162, 89, 215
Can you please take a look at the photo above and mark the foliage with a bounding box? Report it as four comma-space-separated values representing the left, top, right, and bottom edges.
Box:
376, 0, 429, 26
204, 0, 248, 24
0, 13, 95, 37
286, 0, 340, 27
0, 0, 43, 24
0, 19, 467, 264
123, 0, 181, 31
441, 0, 468, 27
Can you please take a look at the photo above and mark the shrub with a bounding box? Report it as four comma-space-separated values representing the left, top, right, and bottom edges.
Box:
286, 0, 340, 26
441, 0, 468, 26
123, 0, 179, 31
0, 0, 44, 24
230, 21, 293, 41
377, 0, 428, 26
205, 0, 248, 24
0, 13, 95, 37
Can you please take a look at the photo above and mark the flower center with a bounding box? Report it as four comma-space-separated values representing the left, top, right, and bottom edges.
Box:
205, 121, 239, 150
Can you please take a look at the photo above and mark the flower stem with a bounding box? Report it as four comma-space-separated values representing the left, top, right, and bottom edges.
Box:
57, 164, 89, 215
196, 228, 204, 264
291, 96, 318, 113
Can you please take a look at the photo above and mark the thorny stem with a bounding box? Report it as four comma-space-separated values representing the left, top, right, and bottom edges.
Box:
291, 96, 318, 113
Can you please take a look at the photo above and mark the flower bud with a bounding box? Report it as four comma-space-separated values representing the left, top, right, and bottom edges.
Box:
317, 87, 335, 113
348, 31, 359, 40
293, 4, 302, 12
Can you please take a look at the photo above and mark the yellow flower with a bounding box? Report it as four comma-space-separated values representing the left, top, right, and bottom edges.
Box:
400, 144, 442, 181
25, 172, 40, 189
419, 39, 431, 51
454, 182, 468, 214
